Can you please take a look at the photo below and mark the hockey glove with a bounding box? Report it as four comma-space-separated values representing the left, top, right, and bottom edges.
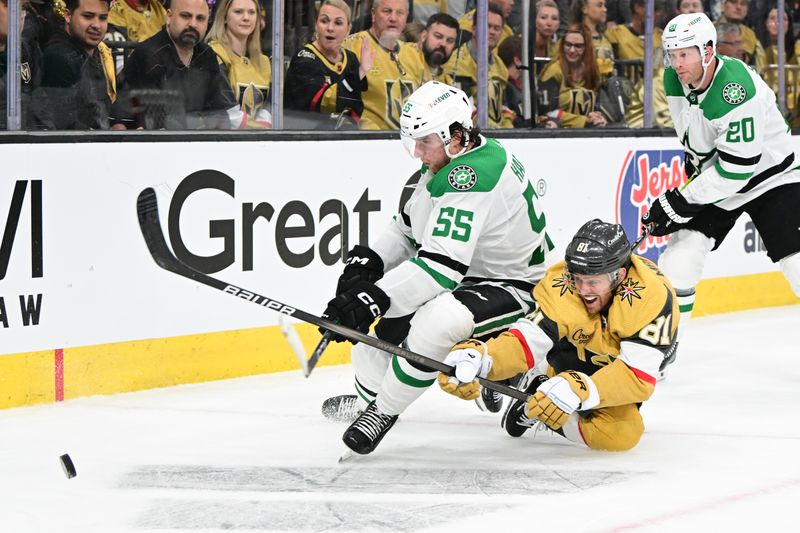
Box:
526, 371, 600, 431
437, 340, 493, 401
320, 281, 390, 343
336, 245, 385, 295
641, 188, 705, 237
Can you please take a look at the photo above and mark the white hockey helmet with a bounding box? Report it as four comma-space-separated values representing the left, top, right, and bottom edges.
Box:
662, 13, 716, 84
400, 81, 473, 157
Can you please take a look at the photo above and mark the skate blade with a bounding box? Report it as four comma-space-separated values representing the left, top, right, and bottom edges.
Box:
338, 447, 357, 463
474, 396, 488, 412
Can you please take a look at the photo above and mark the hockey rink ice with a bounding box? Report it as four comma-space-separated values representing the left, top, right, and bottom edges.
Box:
2, 305, 799, 532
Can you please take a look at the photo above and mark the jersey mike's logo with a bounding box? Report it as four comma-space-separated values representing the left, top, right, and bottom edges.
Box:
616, 150, 687, 263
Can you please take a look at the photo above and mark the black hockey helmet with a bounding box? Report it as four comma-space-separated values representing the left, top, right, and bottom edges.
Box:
565, 219, 632, 276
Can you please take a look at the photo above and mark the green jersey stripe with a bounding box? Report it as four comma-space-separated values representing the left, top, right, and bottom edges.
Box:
714, 160, 753, 180
391, 356, 436, 388
410, 257, 458, 290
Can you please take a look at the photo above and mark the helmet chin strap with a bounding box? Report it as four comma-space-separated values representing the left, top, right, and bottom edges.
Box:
686, 46, 715, 90
446, 142, 469, 160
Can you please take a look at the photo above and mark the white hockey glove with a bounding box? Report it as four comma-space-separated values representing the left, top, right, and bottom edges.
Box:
526, 371, 600, 430
437, 340, 492, 401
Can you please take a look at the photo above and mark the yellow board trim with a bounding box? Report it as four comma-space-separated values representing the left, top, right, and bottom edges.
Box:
693, 271, 800, 317
1, 272, 797, 409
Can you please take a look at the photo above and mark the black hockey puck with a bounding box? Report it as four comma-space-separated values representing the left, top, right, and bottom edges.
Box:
59, 454, 77, 479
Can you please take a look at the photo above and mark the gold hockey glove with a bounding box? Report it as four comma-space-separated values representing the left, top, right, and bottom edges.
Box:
437, 340, 492, 401
526, 371, 600, 430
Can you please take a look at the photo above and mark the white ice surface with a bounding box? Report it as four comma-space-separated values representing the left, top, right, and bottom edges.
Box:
2, 305, 799, 532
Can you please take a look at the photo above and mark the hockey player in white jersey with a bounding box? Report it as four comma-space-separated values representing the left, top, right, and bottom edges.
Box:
319, 80, 554, 455
642, 13, 800, 352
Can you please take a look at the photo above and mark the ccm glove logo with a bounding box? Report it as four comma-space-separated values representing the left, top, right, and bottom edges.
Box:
357, 291, 383, 318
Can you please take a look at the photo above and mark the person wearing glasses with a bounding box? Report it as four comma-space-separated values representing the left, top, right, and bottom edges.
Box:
714, 0, 765, 72
538, 25, 607, 127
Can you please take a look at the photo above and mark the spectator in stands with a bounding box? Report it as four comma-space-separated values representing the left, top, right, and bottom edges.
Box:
716, 21, 744, 59
624, 48, 672, 128
284, 0, 367, 129
606, 0, 664, 61
105, 0, 166, 43
570, 0, 615, 78
715, 0, 765, 72
758, 6, 799, 122
454, 3, 513, 128
760, 6, 797, 64
41, 0, 116, 129
1, 0, 51, 129
677, 0, 705, 14
534, 0, 559, 60
206, 0, 271, 128
111, 0, 237, 129
411, 0, 447, 26
343, 0, 423, 130
459, 0, 514, 46
497, 34, 526, 126
417, 12, 459, 84
538, 24, 607, 127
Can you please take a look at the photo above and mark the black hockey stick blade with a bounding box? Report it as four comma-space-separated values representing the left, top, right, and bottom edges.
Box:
136, 188, 528, 402
631, 225, 651, 251
304, 331, 333, 378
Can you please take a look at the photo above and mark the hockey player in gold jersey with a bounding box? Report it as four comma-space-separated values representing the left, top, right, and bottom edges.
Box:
343, 0, 423, 129
439, 220, 679, 451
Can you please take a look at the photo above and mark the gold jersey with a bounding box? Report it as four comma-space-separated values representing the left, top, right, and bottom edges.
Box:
458, 9, 514, 46
605, 24, 662, 61
485, 255, 678, 408
453, 43, 513, 128
593, 31, 615, 78
343, 31, 424, 130
107, 0, 167, 42
538, 60, 597, 128
208, 41, 271, 128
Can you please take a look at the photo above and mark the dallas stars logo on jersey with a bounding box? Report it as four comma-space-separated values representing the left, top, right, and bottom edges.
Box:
616, 278, 644, 305
448, 165, 478, 190
722, 82, 746, 105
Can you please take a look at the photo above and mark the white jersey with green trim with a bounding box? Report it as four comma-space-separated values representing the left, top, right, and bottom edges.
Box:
371, 136, 553, 319
664, 55, 800, 210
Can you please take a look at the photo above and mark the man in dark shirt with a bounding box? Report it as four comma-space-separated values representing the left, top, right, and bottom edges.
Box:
111, 0, 236, 130
41, 0, 115, 129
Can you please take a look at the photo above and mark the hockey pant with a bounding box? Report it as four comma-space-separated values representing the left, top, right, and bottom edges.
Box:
559, 404, 644, 452
350, 282, 534, 416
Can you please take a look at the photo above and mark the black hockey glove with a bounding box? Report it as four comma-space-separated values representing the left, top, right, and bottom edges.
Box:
641, 189, 705, 237
320, 281, 391, 343
335, 245, 385, 295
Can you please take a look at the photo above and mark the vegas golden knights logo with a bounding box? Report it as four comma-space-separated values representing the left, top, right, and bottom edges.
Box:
386, 79, 416, 128
567, 88, 597, 117
488, 79, 506, 124
238, 82, 267, 120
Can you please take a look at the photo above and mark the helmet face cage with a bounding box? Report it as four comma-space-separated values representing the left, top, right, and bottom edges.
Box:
564, 219, 631, 286
662, 13, 716, 81
400, 81, 473, 156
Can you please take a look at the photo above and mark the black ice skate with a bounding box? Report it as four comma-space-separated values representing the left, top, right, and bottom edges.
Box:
321, 394, 360, 422
478, 386, 504, 413
501, 370, 549, 437
342, 400, 398, 454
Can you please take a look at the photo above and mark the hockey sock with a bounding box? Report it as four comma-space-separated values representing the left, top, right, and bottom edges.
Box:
375, 355, 437, 415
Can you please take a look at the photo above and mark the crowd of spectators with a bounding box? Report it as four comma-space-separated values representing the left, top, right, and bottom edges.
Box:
2, 0, 800, 130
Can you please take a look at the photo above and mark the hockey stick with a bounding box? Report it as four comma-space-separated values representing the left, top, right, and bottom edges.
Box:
305, 227, 653, 379
136, 187, 529, 402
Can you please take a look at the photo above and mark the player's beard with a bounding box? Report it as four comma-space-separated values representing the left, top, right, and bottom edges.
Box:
177, 28, 201, 47
423, 45, 450, 67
